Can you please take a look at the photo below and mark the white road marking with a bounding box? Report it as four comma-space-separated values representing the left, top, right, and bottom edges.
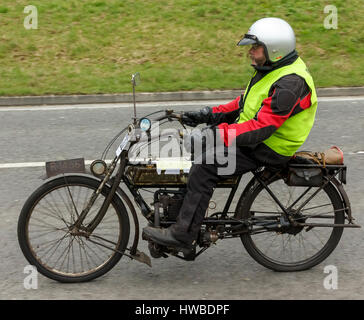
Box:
0, 160, 109, 169
0, 96, 364, 112
0, 162, 45, 168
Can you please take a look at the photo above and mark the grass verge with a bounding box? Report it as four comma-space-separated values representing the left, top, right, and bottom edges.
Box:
0, 0, 363, 95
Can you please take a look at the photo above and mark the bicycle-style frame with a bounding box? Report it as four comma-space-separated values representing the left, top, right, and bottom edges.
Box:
65, 121, 359, 263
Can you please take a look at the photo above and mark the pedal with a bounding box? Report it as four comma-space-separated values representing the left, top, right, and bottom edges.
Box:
148, 241, 168, 259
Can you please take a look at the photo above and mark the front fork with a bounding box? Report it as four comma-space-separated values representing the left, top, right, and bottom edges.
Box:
70, 151, 127, 236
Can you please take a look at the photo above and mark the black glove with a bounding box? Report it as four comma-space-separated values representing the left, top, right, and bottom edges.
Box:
181, 106, 212, 127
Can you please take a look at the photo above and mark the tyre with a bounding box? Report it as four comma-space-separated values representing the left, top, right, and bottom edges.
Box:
18, 175, 130, 283
236, 176, 345, 272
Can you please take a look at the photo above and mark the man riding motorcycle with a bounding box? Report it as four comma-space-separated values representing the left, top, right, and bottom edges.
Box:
143, 17, 318, 249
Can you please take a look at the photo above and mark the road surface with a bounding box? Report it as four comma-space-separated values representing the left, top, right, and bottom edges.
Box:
1, 96, 363, 300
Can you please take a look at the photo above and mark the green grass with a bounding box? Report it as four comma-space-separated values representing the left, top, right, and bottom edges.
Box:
0, 0, 363, 96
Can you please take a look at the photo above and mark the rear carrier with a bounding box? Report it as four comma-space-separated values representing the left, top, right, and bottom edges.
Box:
285, 146, 346, 187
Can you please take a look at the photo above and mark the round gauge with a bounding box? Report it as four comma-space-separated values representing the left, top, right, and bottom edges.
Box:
139, 118, 151, 132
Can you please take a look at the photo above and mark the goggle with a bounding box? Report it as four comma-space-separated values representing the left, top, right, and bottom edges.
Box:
237, 33, 264, 48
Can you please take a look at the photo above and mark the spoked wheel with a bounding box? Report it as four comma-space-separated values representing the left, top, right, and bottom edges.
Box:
17, 175, 130, 283
236, 177, 345, 272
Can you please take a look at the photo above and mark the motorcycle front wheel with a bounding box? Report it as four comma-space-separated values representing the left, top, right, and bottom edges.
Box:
17, 175, 130, 283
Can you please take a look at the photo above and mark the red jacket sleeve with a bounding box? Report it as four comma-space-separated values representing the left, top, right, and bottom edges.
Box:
212, 96, 240, 114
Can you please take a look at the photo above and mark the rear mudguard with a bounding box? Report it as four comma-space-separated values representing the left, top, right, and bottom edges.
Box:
41, 173, 140, 255
234, 169, 354, 223
331, 178, 354, 223
233, 172, 262, 220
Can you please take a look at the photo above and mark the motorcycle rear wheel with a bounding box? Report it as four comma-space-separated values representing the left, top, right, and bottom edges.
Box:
17, 175, 130, 283
236, 177, 345, 272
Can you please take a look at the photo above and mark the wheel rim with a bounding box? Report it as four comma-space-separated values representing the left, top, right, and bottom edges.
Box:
25, 183, 123, 277
243, 179, 344, 267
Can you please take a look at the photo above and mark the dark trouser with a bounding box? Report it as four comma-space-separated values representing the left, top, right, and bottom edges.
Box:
171, 145, 260, 244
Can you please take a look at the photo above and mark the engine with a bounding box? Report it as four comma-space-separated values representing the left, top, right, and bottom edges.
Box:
154, 189, 186, 221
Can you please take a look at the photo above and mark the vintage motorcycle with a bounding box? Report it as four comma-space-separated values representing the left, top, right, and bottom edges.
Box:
17, 73, 360, 283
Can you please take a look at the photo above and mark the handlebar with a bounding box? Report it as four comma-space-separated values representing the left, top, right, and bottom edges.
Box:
154, 109, 183, 122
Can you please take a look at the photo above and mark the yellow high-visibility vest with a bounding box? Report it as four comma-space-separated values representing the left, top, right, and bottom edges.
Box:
238, 57, 318, 156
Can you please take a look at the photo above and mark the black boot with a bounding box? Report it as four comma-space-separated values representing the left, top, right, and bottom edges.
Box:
142, 226, 191, 248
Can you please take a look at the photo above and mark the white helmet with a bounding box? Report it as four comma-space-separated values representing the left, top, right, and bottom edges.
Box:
237, 17, 296, 63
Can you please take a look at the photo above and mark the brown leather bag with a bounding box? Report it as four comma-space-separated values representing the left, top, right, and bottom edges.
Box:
294, 146, 344, 167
